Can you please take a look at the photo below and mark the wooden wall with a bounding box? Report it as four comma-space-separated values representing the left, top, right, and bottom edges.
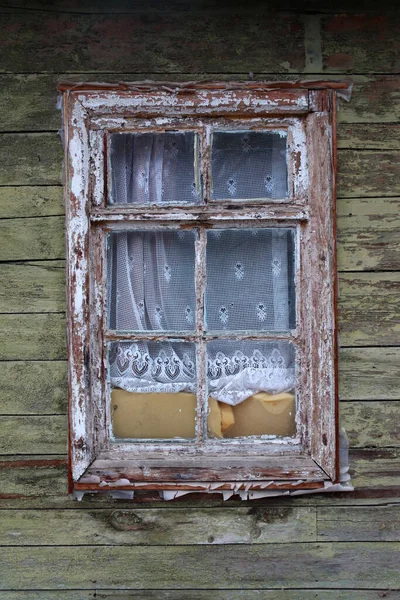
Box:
0, 1, 399, 597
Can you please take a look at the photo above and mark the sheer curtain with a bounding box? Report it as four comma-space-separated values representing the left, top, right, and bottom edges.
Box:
107, 131, 295, 406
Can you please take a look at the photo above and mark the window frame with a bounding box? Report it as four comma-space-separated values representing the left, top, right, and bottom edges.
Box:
61, 82, 341, 495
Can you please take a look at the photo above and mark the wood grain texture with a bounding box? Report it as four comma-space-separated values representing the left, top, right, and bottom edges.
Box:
0, 361, 68, 415
337, 150, 400, 198
0, 217, 65, 261
337, 124, 400, 149
340, 401, 400, 448
318, 506, 400, 541
0, 416, 67, 455
0, 134, 62, 185
0, 261, 65, 313
339, 348, 400, 400
0, 12, 305, 74
0, 314, 66, 360
0, 592, 399, 600
0, 186, 63, 218
0, 506, 316, 546
0, 542, 398, 589
337, 197, 400, 272
338, 272, 400, 347
321, 13, 400, 74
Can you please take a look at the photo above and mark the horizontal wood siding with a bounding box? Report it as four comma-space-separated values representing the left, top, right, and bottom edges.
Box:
0, 1, 399, 596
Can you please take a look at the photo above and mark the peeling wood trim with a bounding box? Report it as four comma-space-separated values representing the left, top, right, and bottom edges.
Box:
62, 84, 340, 492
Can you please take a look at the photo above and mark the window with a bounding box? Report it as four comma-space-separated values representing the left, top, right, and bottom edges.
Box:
61, 82, 340, 495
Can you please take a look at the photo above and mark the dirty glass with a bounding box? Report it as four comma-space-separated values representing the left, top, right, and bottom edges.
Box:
211, 130, 288, 200
109, 341, 197, 439
206, 340, 296, 438
109, 131, 201, 205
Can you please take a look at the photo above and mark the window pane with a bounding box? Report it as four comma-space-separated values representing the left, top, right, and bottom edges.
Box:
205, 228, 295, 331
211, 131, 288, 200
107, 230, 196, 332
109, 132, 201, 205
109, 341, 196, 439
207, 340, 296, 438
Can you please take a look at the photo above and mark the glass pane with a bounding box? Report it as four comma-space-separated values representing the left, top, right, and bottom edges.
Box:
206, 340, 296, 438
211, 130, 288, 200
109, 132, 201, 205
107, 230, 196, 332
109, 341, 196, 439
205, 228, 295, 331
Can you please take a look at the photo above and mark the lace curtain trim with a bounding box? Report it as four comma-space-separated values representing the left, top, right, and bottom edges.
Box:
110, 344, 295, 405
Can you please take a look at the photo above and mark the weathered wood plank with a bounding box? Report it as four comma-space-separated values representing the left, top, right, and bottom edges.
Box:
337, 124, 400, 150
1, 592, 399, 600
0, 134, 62, 186
0, 186, 63, 218
0, 314, 66, 360
0, 506, 316, 546
337, 150, 400, 198
321, 13, 400, 74
0, 12, 305, 74
0, 542, 399, 589
337, 197, 400, 272
0, 361, 68, 415
1, 74, 400, 132
340, 401, 400, 448
338, 273, 400, 347
0, 456, 67, 499
350, 449, 400, 490
0, 416, 66, 455
0, 261, 65, 313
339, 348, 400, 401
318, 506, 400, 542
0, 217, 65, 261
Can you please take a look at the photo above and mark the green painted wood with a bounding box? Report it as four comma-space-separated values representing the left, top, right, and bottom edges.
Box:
350, 449, 400, 490
0, 456, 67, 499
337, 197, 400, 272
337, 124, 400, 149
340, 402, 400, 448
337, 150, 400, 198
321, 13, 400, 74
0, 186, 63, 218
0, 416, 66, 455
338, 273, 400, 347
0, 133, 62, 186
339, 348, 400, 401
0, 12, 306, 74
0, 506, 316, 545
0, 542, 399, 589
2, 74, 400, 132
0, 361, 68, 415
318, 506, 400, 542
0, 261, 65, 313
0, 314, 66, 360
0, 217, 65, 261
1, 592, 399, 600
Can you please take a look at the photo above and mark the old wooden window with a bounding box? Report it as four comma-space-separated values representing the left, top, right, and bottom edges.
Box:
61, 83, 342, 496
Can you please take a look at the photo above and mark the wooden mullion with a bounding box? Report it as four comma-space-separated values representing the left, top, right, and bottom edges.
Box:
195, 227, 207, 444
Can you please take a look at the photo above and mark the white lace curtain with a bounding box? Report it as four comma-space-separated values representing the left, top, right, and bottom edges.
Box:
107, 229, 295, 406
